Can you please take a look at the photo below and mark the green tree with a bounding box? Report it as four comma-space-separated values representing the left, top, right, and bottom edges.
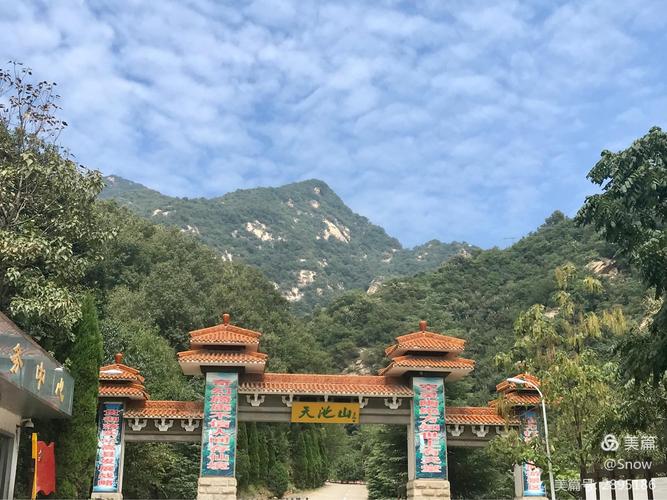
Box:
248, 422, 261, 483
258, 425, 270, 484
495, 264, 626, 481
577, 126, 667, 381
364, 425, 407, 500
52, 296, 103, 497
291, 429, 309, 489
0, 64, 108, 332
236, 424, 251, 489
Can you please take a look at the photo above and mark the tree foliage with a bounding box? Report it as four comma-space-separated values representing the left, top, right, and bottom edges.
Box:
578, 126, 667, 381
0, 64, 109, 332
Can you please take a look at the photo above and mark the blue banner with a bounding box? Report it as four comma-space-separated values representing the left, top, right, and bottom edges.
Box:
521, 409, 546, 496
201, 372, 238, 476
413, 377, 447, 479
92, 402, 124, 492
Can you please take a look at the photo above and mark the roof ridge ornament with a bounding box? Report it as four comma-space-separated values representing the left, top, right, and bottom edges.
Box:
115, 352, 123, 363
419, 320, 427, 332
222, 312, 231, 325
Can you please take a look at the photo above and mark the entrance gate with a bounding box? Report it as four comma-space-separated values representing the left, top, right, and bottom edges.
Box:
91, 315, 545, 500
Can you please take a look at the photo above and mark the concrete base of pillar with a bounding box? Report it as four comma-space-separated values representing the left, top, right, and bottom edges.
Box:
407, 479, 450, 499
91, 493, 123, 500
197, 476, 237, 500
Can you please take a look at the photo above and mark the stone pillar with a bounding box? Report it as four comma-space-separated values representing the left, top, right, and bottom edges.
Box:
91, 401, 126, 500
197, 372, 239, 500
407, 376, 450, 500
197, 477, 237, 500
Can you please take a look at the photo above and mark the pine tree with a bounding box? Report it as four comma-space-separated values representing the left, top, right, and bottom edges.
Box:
55, 296, 104, 498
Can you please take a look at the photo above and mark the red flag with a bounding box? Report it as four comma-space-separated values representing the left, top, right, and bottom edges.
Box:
36, 441, 56, 496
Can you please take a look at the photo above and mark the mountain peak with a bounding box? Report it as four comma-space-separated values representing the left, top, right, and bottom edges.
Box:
101, 176, 475, 311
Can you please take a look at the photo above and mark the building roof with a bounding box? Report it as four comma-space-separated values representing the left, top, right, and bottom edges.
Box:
496, 372, 541, 393
177, 350, 268, 363
177, 349, 268, 375
378, 355, 475, 378
99, 354, 145, 383
386, 321, 466, 357
490, 393, 542, 407
189, 313, 261, 342
125, 400, 203, 419
239, 373, 413, 397
447, 406, 518, 426
99, 382, 149, 400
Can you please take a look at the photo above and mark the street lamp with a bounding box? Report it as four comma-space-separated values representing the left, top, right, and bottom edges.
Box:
507, 377, 556, 500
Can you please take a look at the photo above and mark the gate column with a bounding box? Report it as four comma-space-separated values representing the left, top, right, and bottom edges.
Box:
406, 376, 450, 500
178, 313, 268, 500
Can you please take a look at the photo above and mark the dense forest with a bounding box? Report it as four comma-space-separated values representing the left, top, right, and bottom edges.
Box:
2, 64, 666, 499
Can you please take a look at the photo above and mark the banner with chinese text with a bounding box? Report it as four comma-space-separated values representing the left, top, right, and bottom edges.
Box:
521, 409, 546, 497
413, 377, 447, 479
291, 402, 360, 423
201, 372, 238, 477
92, 402, 124, 492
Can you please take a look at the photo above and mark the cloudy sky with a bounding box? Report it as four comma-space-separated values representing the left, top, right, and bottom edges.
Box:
2, 1, 666, 247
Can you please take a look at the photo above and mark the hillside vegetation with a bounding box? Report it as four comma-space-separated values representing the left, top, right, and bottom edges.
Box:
101, 176, 473, 311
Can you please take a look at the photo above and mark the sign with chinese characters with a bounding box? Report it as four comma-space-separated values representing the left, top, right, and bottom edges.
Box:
201, 372, 238, 476
291, 402, 360, 424
92, 402, 124, 493
0, 313, 74, 416
521, 409, 546, 497
413, 377, 447, 479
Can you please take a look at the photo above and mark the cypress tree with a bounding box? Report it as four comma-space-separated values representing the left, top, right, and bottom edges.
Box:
236, 423, 251, 489
248, 422, 261, 483
292, 430, 309, 488
55, 296, 104, 498
258, 425, 270, 484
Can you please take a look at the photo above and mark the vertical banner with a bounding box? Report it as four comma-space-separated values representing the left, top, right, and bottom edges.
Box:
412, 376, 447, 479
201, 372, 238, 476
92, 402, 124, 493
521, 409, 546, 497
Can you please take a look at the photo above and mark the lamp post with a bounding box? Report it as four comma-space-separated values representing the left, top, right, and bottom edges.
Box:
507, 377, 556, 500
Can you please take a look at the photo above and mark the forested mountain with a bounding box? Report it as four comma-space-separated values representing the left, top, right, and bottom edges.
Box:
101, 176, 473, 311
306, 212, 648, 401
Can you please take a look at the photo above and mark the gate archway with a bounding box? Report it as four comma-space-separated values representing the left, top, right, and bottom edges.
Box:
91, 315, 545, 500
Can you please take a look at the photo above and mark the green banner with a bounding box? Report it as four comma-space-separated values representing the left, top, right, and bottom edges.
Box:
201, 372, 238, 476
413, 376, 447, 479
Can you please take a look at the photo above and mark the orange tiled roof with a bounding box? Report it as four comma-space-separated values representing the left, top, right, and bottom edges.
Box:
189, 314, 262, 341
447, 406, 519, 426
125, 400, 203, 419
496, 372, 541, 393
387, 331, 465, 356
99, 382, 149, 400
490, 393, 542, 407
239, 373, 413, 396
190, 330, 260, 346
99, 363, 144, 383
177, 350, 268, 364
379, 355, 475, 375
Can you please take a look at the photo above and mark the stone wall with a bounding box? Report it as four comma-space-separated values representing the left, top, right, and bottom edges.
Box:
407, 479, 451, 499
197, 477, 237, 500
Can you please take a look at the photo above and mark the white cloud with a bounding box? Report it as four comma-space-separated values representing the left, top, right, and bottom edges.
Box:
2, 0, 666, 247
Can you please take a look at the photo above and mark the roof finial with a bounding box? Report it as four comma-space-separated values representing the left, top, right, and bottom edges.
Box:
114, 352, 123, 364
222, 313, 231, 325
419, 320, 427, 332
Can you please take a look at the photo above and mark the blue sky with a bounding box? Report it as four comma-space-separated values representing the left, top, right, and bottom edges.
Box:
2, 1, 666, 248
